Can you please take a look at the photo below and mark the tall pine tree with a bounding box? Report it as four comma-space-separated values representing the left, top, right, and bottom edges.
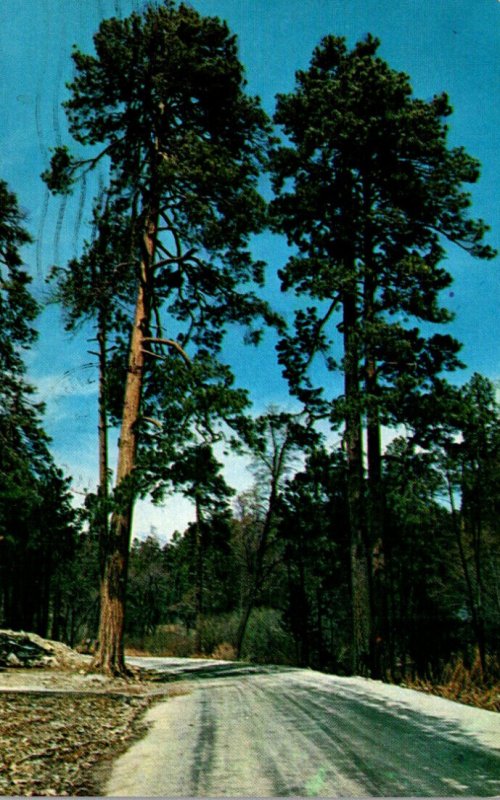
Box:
44, 2, 274, 674
269, 35, 495, 675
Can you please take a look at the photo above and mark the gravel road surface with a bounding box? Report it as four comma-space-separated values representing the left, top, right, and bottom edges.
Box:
106, 659, 500, 797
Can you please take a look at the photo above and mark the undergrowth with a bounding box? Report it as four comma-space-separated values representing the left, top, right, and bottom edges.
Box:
125, 608, 295, 665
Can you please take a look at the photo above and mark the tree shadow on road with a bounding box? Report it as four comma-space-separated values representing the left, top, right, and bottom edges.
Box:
129, 659, 296, 684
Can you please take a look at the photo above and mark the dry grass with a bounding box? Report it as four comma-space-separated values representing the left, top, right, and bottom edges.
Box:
126, 638, 237, 661
404, 652, 500, 712
124, 646, 151, 657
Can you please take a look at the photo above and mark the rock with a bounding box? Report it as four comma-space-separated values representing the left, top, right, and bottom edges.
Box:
0, 630, 87, 670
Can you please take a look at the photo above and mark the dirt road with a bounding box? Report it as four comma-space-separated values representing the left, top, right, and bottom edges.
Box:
105, 659, 500, 796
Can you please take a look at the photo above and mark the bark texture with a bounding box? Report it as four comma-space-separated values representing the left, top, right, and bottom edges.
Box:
93, 212, 156, 675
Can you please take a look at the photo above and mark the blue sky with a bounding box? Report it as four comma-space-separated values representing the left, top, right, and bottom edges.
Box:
1, 0, 498, 538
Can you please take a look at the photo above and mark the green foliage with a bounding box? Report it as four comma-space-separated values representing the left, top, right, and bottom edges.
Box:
49, 195, 137, 334
239, 608, 295, 665
126, 625, 195, 658
41, 146, 76, 195
42, 2, 280, 672
136, 354, 249, 505
0, 181, 38, 377
45, 0, 273, 277
127, 608, 296, 666
44, 0, 280, 545
196, 613, 239, 656
269, 32, 496, 677
0, 178, 83, 640
444, 374, 500, 667
383, 438, 463, 677
270, 33, 495, 427
116, 377, 499, 681
0, 10, 493, 693
126, 534, 170, 638
162, 507, 239, 625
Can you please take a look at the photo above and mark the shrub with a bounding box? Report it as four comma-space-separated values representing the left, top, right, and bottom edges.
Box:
198, 613, 239, 655
125, 609, 297, 666
240, 608, 296, 665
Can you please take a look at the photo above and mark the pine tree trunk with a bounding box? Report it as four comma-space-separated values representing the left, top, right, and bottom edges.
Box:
97, 308, 109, 579
296, 548, 310, 667
92, 208, 157, 676
50, 587, 62, 641
366, 407, 386, 678
365, 343, 386, 678
343, 291, 371, 675
235, 597, 255, 660
447, 471, 487, 675
194, 497, 204, 654
362, 176, 386, 678
95, 518, 130, 675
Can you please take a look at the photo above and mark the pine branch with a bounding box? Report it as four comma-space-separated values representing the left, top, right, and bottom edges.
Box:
142, 337, 191, 365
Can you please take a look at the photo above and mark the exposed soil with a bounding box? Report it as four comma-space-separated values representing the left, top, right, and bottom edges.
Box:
0, 657, 171, 796
0, 690, 155, 796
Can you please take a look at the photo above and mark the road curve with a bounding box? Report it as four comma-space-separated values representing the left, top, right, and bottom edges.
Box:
106, 659, 500, 797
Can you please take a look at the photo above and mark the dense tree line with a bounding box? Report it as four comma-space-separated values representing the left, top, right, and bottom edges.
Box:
0, 180, 87, 641
0, 1, 497, 683
118, 390, 499, 682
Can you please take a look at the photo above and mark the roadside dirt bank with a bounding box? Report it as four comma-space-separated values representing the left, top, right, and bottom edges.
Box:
0, 666, 179, 796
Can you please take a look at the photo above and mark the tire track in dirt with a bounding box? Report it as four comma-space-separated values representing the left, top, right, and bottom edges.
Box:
187, 681, 280, 796
189, 689, 216, 795
263, 680, 383, 795
239, 678, 364, 796
264, 679, 500, 796
265, 675, 499, 797
232, 679, 305, 795
269, 683, 431, 795
280, 685, 415, 793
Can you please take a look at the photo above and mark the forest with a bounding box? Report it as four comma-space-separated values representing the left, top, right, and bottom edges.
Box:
0, 1, 498, 692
